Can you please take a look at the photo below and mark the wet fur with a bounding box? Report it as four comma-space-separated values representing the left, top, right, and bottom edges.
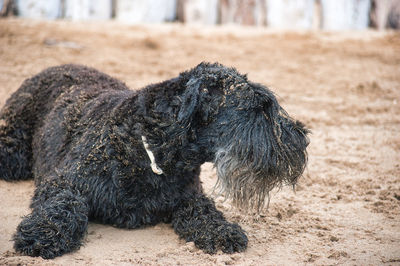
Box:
0, 63, 309, 258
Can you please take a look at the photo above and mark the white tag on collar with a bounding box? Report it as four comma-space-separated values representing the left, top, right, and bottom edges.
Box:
141, 136, 164, 175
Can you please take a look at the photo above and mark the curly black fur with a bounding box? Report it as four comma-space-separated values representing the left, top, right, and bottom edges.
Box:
0, 63, 309, 258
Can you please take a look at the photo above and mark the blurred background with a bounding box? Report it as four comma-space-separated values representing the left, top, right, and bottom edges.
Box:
1, 0, 400, 30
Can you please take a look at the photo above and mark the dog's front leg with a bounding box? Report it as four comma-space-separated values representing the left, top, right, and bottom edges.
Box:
13, 185, 89, 259
171, 193, 248, 254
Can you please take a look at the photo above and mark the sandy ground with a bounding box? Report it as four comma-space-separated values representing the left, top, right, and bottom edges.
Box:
0, 18, 399, 265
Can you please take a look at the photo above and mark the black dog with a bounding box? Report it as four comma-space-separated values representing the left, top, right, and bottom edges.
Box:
0, 63, 309, 259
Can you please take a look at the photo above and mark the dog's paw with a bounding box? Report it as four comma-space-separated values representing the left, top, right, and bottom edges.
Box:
13, 215, 61, 259
13, 208, 87, 259
217, 223, 248, 253
194, 222, 248, 254
14, 236, 58, 259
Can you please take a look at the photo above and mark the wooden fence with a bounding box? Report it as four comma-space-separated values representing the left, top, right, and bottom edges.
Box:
1, 0, 399, 30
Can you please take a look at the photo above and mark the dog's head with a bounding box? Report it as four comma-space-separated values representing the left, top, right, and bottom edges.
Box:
178, 62, 310, 210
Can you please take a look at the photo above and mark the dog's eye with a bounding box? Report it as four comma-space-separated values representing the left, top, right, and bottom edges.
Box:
206, 86, 223, 96
251, 96, 271, 112
262, 98, 272, 110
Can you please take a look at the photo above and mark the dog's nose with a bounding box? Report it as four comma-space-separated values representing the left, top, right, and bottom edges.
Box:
296, 128, 310, 148
305, 136, 310, 147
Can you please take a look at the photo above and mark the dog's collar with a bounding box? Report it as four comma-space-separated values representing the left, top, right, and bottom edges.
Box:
141, 136, 164, 175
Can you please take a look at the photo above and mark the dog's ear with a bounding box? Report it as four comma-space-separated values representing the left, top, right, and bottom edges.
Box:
177, 72, 222, 127
177, 77, 201, 125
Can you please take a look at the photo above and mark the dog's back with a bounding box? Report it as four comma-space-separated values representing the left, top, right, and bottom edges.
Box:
0, 65, 129, 181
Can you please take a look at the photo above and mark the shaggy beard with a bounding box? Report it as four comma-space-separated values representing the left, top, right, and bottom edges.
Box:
214, 126, 308, 212
214, 147, 276, 211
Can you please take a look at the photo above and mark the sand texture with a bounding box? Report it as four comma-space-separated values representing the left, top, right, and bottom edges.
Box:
0, 19, 399, 265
